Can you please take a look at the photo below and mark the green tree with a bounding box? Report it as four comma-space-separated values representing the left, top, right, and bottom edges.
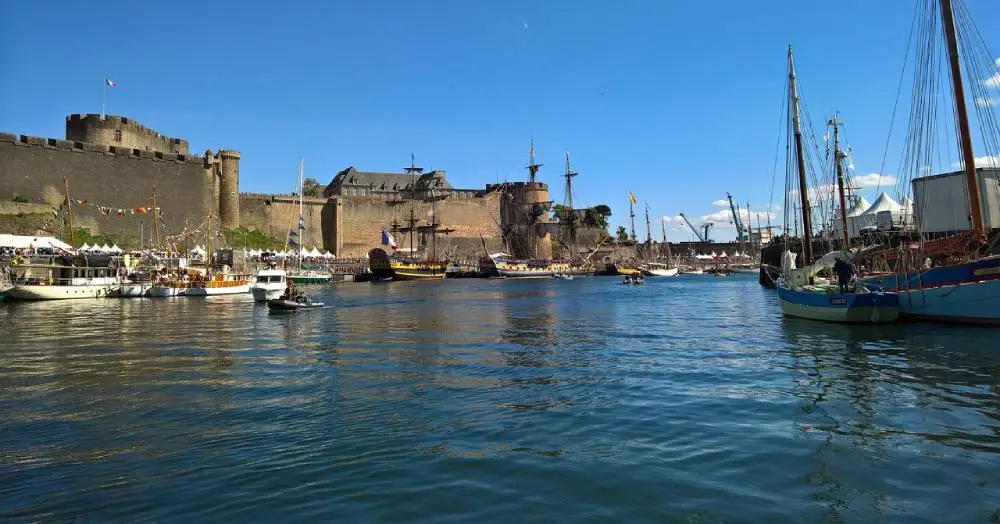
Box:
616, 225, 628, 241
302, 178, 323, 197
551, 203, 568, 220
585, 204, 612, 228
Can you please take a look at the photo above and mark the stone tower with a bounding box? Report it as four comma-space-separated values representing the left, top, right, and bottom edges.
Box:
65, 114, 189, 154
499, 181, 555, 260
217, 149, 241, 229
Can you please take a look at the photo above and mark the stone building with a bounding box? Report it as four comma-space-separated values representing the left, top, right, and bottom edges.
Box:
0, 114, 240, 245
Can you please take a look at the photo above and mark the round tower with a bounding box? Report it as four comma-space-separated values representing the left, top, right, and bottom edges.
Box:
217, 149, 241, 229
499, 182, 554, 260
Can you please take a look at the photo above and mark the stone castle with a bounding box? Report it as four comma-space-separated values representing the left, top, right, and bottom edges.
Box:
0, 114, 590, 259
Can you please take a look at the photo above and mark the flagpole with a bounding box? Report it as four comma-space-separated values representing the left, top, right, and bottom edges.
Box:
101, 76, 106, 120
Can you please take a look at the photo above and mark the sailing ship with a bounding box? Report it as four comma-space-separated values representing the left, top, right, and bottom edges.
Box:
775, 46, 899, 323
286, 158, 332, 285
640, 207, 679, 277
149, 211, 251, 296
856, 0, 1000, 324
368, 155, 451, 281
485, 142, 574, 278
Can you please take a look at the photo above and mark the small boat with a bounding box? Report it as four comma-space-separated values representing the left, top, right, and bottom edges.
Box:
680, 268, 704, 275
0, 283, 12, 302
778, 251, 899, 323
251, 267, 287, 302
553, 273, 574, 280
266, 285, 324, 312
640, 263, 679, 277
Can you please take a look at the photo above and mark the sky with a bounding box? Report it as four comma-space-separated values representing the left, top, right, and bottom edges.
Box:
3, 0, 999, 242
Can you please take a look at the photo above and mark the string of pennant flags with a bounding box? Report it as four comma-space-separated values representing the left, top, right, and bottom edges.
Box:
64, 198, 162, 218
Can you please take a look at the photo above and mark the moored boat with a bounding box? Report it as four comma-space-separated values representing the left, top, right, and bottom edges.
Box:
7, 254, 120, 300
640, 262, 679, 277
368, 248, 446, 281
185, 272, 252, 296
251, 267, 287, 302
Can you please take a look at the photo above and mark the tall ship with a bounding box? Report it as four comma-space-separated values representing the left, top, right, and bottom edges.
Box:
855, 0, 1000, 323
481, 141, 573, 278
285, 158, 332, 285
368, 155, 452, 281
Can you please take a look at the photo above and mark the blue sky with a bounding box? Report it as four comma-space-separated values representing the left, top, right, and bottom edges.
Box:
3, 0, 999, 241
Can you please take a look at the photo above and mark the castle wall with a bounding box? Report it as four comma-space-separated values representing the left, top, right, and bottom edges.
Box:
239, 194, 326, 249
217, 150, 240, 229
333, 193, 502, 258
66, 114, 189, 154
496, 182, 555, 260
0, 133, 213, 243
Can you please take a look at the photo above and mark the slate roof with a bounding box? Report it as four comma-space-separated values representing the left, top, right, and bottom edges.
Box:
324, 167, 453, 197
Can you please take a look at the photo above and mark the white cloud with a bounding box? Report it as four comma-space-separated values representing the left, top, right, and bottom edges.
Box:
975, 155, 1000, 168
698, 208, 777, 229
986, 71, 1000, 89
852, 172, 897, 188
976, 96, 999, 107
711, 199, 729, 207
660, 215, 685, 224
995, 57, 1000, 67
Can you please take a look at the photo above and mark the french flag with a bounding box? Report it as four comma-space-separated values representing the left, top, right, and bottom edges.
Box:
105, 78, 118, 87
381, 229, 397, 250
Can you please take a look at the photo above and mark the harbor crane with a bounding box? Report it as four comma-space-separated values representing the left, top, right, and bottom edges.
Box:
726, 192, 745, 243
679, 213, 712, 242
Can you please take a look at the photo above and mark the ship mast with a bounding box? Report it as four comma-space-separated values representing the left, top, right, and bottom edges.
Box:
644, 203, 652, 258
297, 158, 304, 271
525, 141, 542, 258
563, 151, 577, 258
63, 177, 75, 249
788, 45, 813, 264
660, 217, 672, 261
829, 115, 850, 249
403, 153, 423, 258
629, 198, 637, 243
939, 0, 985, 238
152, 185, 161, 251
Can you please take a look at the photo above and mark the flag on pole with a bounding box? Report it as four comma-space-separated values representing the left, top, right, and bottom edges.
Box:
381, 229, 398, 250
105, 78, 119, 87
628, 192, 638, 204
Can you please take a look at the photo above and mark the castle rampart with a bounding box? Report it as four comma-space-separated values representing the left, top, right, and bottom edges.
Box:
66, 114, 189, 154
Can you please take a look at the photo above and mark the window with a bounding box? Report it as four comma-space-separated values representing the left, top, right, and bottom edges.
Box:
113, 130, 122, 142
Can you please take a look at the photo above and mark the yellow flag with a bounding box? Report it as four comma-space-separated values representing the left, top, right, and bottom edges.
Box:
628, 192, 638, 204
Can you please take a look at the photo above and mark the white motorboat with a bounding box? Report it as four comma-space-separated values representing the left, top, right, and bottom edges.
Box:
251, 267, 287, 302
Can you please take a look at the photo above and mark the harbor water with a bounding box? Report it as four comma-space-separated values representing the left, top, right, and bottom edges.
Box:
1, 274, 998, 522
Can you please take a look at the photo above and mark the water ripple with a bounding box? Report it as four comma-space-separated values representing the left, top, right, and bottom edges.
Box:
1, 275, 999, 522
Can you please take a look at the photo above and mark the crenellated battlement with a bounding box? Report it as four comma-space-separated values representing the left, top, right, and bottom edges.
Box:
0, 132, 208, 166
66, 113, 189, 155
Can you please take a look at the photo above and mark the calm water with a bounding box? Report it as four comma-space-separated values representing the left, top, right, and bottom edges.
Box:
1, 274, 998, 523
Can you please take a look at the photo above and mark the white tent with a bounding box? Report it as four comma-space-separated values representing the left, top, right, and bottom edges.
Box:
845, 196, 872, 218
309, 247, 322, 257
109, 244, 123, 254
862, 192, 903, 215
719, 251, 729, 258
0, 234, 73, 251
79, 242, 92, 251
323, 250, 334, 258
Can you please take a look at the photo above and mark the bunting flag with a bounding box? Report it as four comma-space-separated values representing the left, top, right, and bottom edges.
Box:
288, 236, 299, 246
298, 213, 306, 230
628, 192, 638, 205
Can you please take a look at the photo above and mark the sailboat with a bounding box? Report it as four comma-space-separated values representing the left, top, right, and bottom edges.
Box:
856, 0, 1000, 324
286, 158, 332, 285
775, 46, 900, 323
367, 155, 449, 281
641, 208, 679, 277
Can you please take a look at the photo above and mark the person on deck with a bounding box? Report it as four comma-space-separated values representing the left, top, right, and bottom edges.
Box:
833, 257, 855, 294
